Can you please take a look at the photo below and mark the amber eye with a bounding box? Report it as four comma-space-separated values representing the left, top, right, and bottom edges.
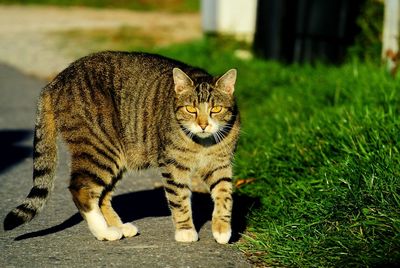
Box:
185, 105, 197, 113
211, 106, 222, 113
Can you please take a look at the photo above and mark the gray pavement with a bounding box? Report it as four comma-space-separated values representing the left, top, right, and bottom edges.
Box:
0, 64, 252, 267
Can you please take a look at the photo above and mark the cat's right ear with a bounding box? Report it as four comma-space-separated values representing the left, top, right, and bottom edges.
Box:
173, 68, 194, 94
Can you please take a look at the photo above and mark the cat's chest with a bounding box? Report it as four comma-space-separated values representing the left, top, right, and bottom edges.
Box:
193, 150, 211, 168
185, 146, 220, 171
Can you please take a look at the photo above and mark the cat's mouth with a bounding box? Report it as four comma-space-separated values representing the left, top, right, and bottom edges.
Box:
180, 124, 227, 147
195, 131, 213, 138
180, 124, 215, 139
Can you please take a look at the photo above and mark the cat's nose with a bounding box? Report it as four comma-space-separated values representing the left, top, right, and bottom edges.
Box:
199, 124, 207, 130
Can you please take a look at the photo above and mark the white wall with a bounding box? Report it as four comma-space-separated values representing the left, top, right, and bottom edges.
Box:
201, 0, 257, 41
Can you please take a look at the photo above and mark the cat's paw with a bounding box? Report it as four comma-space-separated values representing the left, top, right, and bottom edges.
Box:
213, 229, 231, 244
175, 229, 198, 243
121, 223, 139, 238
95, 226, 123, 241
212, 221, 231, 244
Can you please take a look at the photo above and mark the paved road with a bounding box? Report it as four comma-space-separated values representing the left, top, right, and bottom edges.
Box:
0, 64, 252, 267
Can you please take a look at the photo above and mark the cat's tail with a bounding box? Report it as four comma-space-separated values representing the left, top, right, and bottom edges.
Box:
4, 89, 58, 230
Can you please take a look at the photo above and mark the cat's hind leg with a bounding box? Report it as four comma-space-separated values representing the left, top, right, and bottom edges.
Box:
69, 177, 123, 241
100, 190, 138, 238
68, 162, 128, 241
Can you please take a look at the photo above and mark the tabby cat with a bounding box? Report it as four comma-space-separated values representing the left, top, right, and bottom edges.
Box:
3, 51, 240, 244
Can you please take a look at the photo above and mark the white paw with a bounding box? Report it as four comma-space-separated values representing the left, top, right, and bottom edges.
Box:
121, 223, 139, 238
95, 226, 123, 241
175, 229, 198, 243
213, 229, 231, 244
84, 209, 123, 241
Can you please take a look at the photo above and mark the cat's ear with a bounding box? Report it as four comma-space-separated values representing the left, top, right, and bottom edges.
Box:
173, 68, 194, 94
215, 69, 237, 95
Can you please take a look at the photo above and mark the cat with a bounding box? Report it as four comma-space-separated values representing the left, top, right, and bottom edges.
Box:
3, 51, 240, 244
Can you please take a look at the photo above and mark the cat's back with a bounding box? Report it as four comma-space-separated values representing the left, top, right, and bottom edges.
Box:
49, 51, 207, 101
69, 51, 192, 79
42, 51, 192, 117
49, 51, 188, 86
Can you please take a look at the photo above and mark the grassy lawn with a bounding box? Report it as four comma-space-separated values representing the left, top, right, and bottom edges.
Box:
152, 39, 400, 267
0, 0, 199, 12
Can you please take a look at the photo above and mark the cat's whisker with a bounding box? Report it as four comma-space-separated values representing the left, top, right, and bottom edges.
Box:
212, 133, 219, 144
214, 131, 231, 156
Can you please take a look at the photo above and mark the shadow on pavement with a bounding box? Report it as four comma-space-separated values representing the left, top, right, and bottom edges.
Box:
0, 129, 33, 174
15, 188, 259, 242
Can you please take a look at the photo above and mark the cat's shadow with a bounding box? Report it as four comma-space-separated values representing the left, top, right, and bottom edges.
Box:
14, 188, 259, 242
0, 130, 33, 174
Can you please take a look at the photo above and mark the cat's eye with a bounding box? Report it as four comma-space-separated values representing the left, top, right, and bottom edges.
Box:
211, 106, 222, 113
185, 105, 197, 113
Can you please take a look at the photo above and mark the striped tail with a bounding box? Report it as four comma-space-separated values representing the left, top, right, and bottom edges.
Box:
4, 90, 58, 230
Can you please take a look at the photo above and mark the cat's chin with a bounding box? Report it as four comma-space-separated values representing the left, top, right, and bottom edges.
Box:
194, 132, 213, 138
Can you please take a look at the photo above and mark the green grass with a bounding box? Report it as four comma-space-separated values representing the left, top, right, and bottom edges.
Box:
151, 38, 400, 267
0, 0, 199, 12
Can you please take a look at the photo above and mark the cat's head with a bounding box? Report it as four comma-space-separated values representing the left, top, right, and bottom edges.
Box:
172, 68, 238, 141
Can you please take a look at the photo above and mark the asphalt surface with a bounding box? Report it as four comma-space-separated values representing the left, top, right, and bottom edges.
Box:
0, 64, 253, 267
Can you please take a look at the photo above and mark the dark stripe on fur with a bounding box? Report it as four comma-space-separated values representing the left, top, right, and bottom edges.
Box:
161, 172, 172, 179
81, 120, 121, 158
172, 144, 193, 153
97, 114, 121, 153
165, 179, 187, 189
164, 158, 190, 171
15, 204, 37, 216
179, 225, 193, 230
65, 137, 120, 161
164, 186, 178, 196
98, 168, 125, 207
27, 186, 49, 199
32, 149, 42, 159
59, 125, 81, 133
176, 217, 191, 224
203, 164, 230, 182
70, 169, 107, 187
168, 200, 182, 209
32, 132, 43, 159
93, 145, 120, 170
73, 152, 115, 176
112, 168, 125, 185
33, 167, 51, 179
209, 177, 232, 192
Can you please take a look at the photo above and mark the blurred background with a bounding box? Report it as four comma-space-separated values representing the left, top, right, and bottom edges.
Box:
1, 1, 399, 267
0, 0, 388, 79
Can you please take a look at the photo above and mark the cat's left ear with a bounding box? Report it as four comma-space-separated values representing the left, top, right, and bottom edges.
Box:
215, 69, 237, 95
173, 68, 194, 94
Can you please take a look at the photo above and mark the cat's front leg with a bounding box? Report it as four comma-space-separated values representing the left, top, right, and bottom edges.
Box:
160, 164, 198, 242
204, 165, 233, 244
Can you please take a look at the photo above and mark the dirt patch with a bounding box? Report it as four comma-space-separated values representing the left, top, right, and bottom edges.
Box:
0, 5, 201, 79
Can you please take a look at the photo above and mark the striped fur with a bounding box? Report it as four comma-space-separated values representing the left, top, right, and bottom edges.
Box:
3, 51, 240, 244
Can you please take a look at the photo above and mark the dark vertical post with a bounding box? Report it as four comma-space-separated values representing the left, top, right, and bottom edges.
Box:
253, 0, 365, 64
